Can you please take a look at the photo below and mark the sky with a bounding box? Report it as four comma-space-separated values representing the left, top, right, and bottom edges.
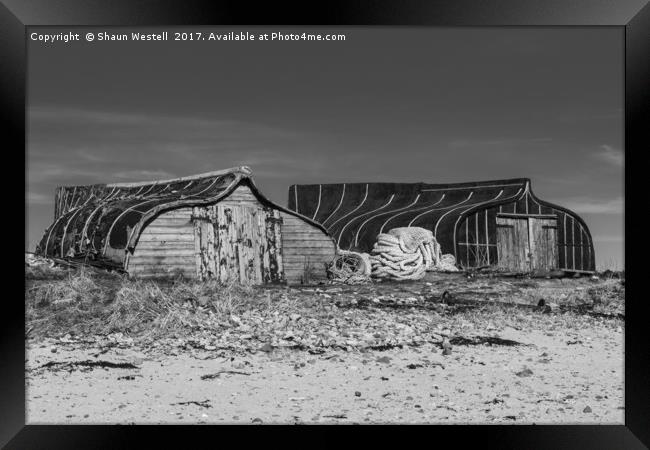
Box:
27, 27, 624, 269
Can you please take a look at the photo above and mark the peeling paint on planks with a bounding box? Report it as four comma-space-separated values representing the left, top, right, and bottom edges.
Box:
194, 199, 285, 284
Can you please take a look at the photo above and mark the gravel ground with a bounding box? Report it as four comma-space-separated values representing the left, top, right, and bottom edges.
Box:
26, 274, 624, 425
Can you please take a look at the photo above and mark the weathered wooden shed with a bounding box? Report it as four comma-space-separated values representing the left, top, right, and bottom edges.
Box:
288, 178, 595, 273
36, 167, 336, 284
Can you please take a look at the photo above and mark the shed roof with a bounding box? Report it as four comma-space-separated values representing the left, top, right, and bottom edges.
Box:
37, 166, 325, 267
287, 178, 538, 252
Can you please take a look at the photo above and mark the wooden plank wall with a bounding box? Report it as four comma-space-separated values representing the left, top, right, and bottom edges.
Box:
529, 218, 559, 271
495, 216, 529, 271
495, 215, 560, 272
127, 207, 196, 278
193, 206, 217, 278
498, 197, 594, 271
127, 184, 336, 283
210, 204, 282, 284
208, 185, 283, 284
280, 212, 336, 284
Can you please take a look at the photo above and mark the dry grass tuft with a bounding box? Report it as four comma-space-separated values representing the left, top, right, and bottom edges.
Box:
25, 268, 121, 336
26, 269, 264, 339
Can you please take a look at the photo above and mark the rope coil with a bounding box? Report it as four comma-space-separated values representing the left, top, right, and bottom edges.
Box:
369, 227, 458, 280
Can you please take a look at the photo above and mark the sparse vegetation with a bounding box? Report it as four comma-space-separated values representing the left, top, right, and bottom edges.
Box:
26, 264, 625, 348
596, 256, 624, 276
26, 266, 263, 339
299, 257, 317, 285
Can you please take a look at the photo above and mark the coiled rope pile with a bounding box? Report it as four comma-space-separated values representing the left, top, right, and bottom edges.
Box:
369, 227, 458, 280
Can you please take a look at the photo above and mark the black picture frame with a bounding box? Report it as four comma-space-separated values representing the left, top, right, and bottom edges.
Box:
3, 0, 647, 448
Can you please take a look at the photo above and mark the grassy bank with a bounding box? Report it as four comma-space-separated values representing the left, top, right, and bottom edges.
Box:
26, 265, 624, 352
26, 267, 269, 339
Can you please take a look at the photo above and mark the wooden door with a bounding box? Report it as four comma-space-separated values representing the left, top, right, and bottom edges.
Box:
529, 218, 558, 271
496, 216, 529, 271
192, 204, 284, 283
496, 215, 558, 272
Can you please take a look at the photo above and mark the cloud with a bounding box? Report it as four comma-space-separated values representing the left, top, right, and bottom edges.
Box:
448, 137, 552, 148
591, 234, 623, 243
561, 196, 623, 214
75, 149, 112, 163
557, 109, 622, 123
30, 104, 314, 152
594, 144, 623, 167
27, 160, 108, 184
27, 106, 325, 188
26, 191, 50, 205
28, 106, 301, 143
30, 106, 155, 126
111, 170, 177, 181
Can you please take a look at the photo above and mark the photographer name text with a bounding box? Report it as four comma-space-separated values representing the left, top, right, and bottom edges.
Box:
30, 31, 346, 44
